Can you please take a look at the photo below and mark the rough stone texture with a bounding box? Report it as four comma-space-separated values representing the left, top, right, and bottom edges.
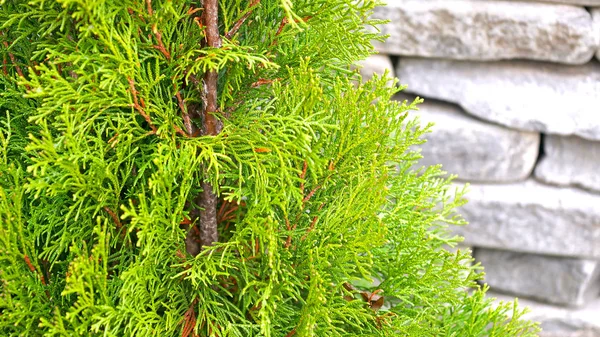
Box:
396, 58, 600, 141
373, 0, 597, 64
407, 98, 539, 182
535, 135, 600, 193
491, 292, 600, 337
593, 8, 600, 61
452, 180, 600, 258
357, 54, 395, 81
482, 0, 600, 5
475, 248, 600, 307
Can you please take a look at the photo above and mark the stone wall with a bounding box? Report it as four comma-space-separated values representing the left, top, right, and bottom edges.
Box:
361, 1, 600, 336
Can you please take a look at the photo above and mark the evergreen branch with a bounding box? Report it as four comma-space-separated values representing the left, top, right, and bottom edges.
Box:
224, 0, 260, 40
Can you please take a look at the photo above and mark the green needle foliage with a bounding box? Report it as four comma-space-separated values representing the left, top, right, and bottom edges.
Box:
0, 0, 539, 336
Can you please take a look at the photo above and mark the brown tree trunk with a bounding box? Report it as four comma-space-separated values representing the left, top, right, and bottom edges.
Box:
197, 0, 222, 249
184, 0, 222, 255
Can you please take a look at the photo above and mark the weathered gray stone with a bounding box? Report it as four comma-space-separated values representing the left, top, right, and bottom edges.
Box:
374, 1, 597, 64
397, 58, 600, 141
490, 292, 600, 337
357, 54, 395, 81
482, 0, 600, 5
535, 135, 600, 193
452, 180, 600, 258
408, 98, 539, 182
593, 8, 600, 61
476, 248, 600, 307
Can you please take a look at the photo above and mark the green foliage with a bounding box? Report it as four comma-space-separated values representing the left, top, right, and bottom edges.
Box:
0, 0, 539, 336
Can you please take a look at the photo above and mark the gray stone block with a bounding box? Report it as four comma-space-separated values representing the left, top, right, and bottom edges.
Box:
410, 98, 539, 182
593, 8, 600, 61
481, 0, 600, 5
452, 180, 600, 258
374, 0, 597, 64
476, 248, 600, 307
490, 292, 600, 337
357, 54, 395, 81
397, 58, 600, 141
535, 135, 600, 193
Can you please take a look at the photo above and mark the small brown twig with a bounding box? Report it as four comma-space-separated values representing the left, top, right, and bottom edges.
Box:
2, 56, 7, 76
180, 297, 199, 337
299, 161, 308, 193
103, 206, 125, 236
302, 185, 321, 205
301, 203, 325, 241
270, 15, 312, 47
152, 25, 171, 60
146, 0, 153, 16
250, 78, 279, 88
24, 255, 51, 297
173, 124, 190, 137
24, 255, 47, 286
175, 90, 193, 135
285, 328, 297, 337
128, 77, 157, 133
1, 40, 26, 79
224, 0, 260, 39
284, 216, 297, 248
187, 6, 203, 16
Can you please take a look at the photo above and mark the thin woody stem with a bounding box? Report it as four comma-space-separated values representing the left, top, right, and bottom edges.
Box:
128, 78, 157, 133
197, 0, 222, 249
225, 0, 260, 40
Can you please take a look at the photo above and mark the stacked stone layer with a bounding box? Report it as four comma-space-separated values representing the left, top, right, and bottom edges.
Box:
363, 0, 600, 333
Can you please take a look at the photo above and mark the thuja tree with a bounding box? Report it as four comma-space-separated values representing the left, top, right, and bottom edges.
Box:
0, 0, 539, 336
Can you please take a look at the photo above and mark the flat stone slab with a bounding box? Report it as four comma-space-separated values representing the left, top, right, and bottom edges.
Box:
357, 54, 395, 81
481, 0, 600, 5
452, 180, 600, 258
476, 248, 600, 307
490, 292, 600, 337
373, 0, 597, 64
535, 135, 600, 193
408, 98, 539, 182
397, 58, 600, 141
593, 9, 600, 61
